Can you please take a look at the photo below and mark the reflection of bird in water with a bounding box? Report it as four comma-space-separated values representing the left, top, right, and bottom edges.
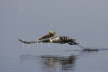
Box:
41, 55, 76, 70
19, 54, 77, 71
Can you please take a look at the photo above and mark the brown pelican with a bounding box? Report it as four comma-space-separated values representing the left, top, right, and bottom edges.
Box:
18, 31, 108, 51
18, 31, 78, 45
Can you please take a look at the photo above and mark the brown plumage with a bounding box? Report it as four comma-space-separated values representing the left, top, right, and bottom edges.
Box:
38, 31, 56, 40
18, 31, 78, 45
49, 36, 78, 45
18, 36, 78, 45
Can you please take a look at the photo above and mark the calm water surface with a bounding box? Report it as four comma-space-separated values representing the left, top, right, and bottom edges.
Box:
1, 44, 108, 72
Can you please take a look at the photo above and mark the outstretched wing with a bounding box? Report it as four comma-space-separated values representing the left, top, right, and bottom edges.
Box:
18, 39, 38, 44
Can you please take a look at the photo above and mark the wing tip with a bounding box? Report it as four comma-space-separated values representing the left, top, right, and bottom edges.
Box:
18, 39, 31, 44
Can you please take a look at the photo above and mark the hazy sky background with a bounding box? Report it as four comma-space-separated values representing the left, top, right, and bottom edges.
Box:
0, 0, 108, 52
0, 0, 108, 72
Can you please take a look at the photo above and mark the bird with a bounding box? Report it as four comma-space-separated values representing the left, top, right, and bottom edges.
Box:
18, 29, 108, 52
18, 31, 79, 45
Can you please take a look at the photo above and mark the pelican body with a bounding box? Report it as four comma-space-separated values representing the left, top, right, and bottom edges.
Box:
18, 31, 78, 45
18, 36, 78, 45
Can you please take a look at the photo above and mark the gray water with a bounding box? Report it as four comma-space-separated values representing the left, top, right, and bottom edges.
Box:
0, 0, 108, 72
0, 44, 108, 72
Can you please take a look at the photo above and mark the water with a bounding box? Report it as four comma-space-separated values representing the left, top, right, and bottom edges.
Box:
1, 44, 108, 72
